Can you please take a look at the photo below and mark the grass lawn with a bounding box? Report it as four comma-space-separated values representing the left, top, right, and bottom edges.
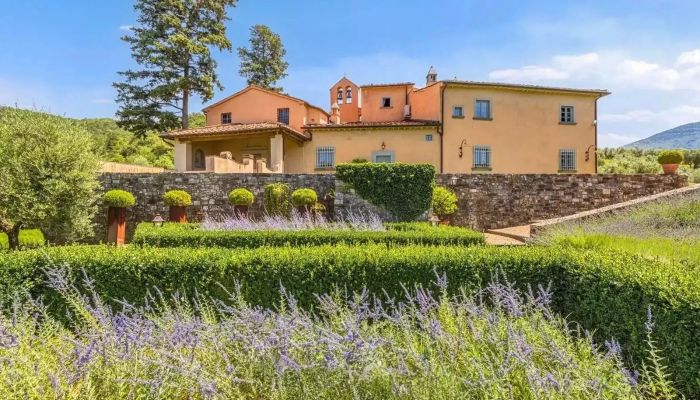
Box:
0, 229, 45, 250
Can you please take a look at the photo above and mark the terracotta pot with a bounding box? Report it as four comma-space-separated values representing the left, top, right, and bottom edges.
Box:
662, 163, 679, 175
234, 205, 249, 217
106, 207, 127, 246
169, 206, 187, 223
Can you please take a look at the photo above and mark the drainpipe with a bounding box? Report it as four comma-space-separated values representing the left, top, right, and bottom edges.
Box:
594, 97, 599, 174
439, 83, 446, 174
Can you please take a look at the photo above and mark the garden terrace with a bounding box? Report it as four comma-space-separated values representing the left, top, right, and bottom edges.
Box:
132, 222, 485, 248
1, 244, 699, 395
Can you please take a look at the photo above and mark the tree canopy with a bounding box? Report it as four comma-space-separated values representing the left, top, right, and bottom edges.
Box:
114, 0, 237, 136
238, 24, 289, 91
0, 108, 100, 248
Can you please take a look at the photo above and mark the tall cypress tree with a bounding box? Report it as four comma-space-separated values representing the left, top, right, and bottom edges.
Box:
114, 0, 236, 136
238, 25, 289, 91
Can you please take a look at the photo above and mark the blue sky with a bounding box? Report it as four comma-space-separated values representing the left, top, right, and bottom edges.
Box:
2, 0, 700, 147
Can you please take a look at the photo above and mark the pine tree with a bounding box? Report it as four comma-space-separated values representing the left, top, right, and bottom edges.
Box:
114, 0, 237, 137
238, 25, 289, 91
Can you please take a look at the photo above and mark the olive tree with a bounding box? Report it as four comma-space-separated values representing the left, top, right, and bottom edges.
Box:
0, 108, 100, 249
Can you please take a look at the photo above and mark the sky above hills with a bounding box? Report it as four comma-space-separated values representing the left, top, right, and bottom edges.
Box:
1, 0, 700, 147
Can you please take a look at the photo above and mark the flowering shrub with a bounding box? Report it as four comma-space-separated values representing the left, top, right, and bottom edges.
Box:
202, 210, 385, 232
132, 220, 483, 249
103, 189, 135, 208
291, 188, 317, 207
0, 270, 641, 399
163, 190, 192, 207
227, 188, 254, 206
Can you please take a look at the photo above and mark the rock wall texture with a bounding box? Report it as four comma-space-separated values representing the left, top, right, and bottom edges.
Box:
95, 173, 336, 242
436, 174, 688, 230
94, 172, 688, 242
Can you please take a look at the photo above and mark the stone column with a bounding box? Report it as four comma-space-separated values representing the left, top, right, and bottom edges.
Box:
174, 140, 192, 172
270, 133, 284, 172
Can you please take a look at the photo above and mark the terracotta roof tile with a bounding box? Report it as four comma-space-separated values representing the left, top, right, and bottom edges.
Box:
442, 80, 610, 96
161, 122, 310, 141
303, 120, 439, 130
360, 82, 415, 88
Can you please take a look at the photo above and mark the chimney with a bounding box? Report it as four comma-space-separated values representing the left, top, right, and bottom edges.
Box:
426, 66, 438, 85
331, 102, 341, 124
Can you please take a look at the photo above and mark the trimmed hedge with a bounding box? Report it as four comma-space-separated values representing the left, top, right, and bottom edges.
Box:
657, 149, 684, 165
0, 229, 45, 250
163, 190, 192, 207
132, 222, 485, 248
291, 188, 317, 207
103, 190, 135, 208
0, 245, 699, 395
263, 182, 291, 216
336, 163, 435, 221
228, 188, 254, 206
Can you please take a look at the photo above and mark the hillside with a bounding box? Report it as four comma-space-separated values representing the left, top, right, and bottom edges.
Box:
0, 107, 175, 169
625, 121, 700, 149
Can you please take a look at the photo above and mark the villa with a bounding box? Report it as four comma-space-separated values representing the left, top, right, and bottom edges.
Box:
163, 67, 610, 174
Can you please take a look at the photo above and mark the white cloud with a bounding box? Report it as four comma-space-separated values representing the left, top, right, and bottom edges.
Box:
488, 49, 700, 91
119, 25, 133, 31
678, 49, 700, 66
601, 106, 700, 126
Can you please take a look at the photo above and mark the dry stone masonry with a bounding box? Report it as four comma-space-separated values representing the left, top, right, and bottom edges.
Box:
94, 172, 688, 242
437, 174, 688, 230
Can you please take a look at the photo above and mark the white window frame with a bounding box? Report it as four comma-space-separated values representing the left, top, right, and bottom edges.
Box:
474, 100, 491, 119
315, 146, 335, 169
381, 97, 392, 108
559, 149, 577, 171
372, 150, 395, 163
560, 105, 575, 123
472, 145, 492, 169
452, 106, 464, 118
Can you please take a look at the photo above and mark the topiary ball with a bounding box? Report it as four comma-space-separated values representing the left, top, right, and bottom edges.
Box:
432, 185, 458, 217
657, 150, 684, 165
228, 188, 254, 206
103, 190, 136, 208
163, 190, 192, 207
291, 188, 318, 207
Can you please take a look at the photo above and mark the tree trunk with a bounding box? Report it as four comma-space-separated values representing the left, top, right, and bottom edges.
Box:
7, 225, 20, 250
182, 64, 190, 129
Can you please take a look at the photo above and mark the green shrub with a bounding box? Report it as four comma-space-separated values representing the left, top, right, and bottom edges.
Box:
291, 188, 317, 207
103, 190, 135, 208
133, 222, 485, 248
657, 150, 684, 165
336, 163, 435, 221
163, 190, 192, 207
351, 157, 369, 163
263, 182, 291, 216
0, 229, 44, 250
432, 185, 458, 217
228, 188, 254, 206
1, 244, 699, 395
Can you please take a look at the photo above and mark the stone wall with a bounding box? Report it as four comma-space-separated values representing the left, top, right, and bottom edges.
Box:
436, 174, 688, 230
95, 172, 688, 242
95, 173, 335, 242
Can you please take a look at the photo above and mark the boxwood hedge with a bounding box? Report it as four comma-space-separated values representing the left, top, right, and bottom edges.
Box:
132, 222, 486, 248
0, 244, 699, 395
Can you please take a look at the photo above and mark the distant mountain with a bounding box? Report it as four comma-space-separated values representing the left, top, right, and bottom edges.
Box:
624, 122, 700, 149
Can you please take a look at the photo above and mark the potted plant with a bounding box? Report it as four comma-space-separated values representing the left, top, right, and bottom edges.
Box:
228, 188, 254, 216
103, 189, 136, 245
657, 150, 684, 175
163, 190, 192, 223
291, 188, 318, 215
431, 185, 458, 224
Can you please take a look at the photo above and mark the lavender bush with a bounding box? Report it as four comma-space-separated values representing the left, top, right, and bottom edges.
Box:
0, 270, 646, 399
202, 209, 386, 232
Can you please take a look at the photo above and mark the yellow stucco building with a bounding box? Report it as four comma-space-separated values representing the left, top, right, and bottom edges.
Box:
164, 68, 609, 174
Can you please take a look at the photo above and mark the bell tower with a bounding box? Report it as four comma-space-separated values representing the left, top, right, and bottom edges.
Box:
329, 77, 361, 123
426, 66, 438, 85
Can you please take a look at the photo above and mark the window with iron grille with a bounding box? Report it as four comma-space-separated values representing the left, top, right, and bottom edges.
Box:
277, 108, 290, 125
316, 146, 335, 168
560, 106, 575, 123
473, 146, 491, 169
221, 113, 232, 124
474, 100, 491, 119
559, 149, 577, 171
